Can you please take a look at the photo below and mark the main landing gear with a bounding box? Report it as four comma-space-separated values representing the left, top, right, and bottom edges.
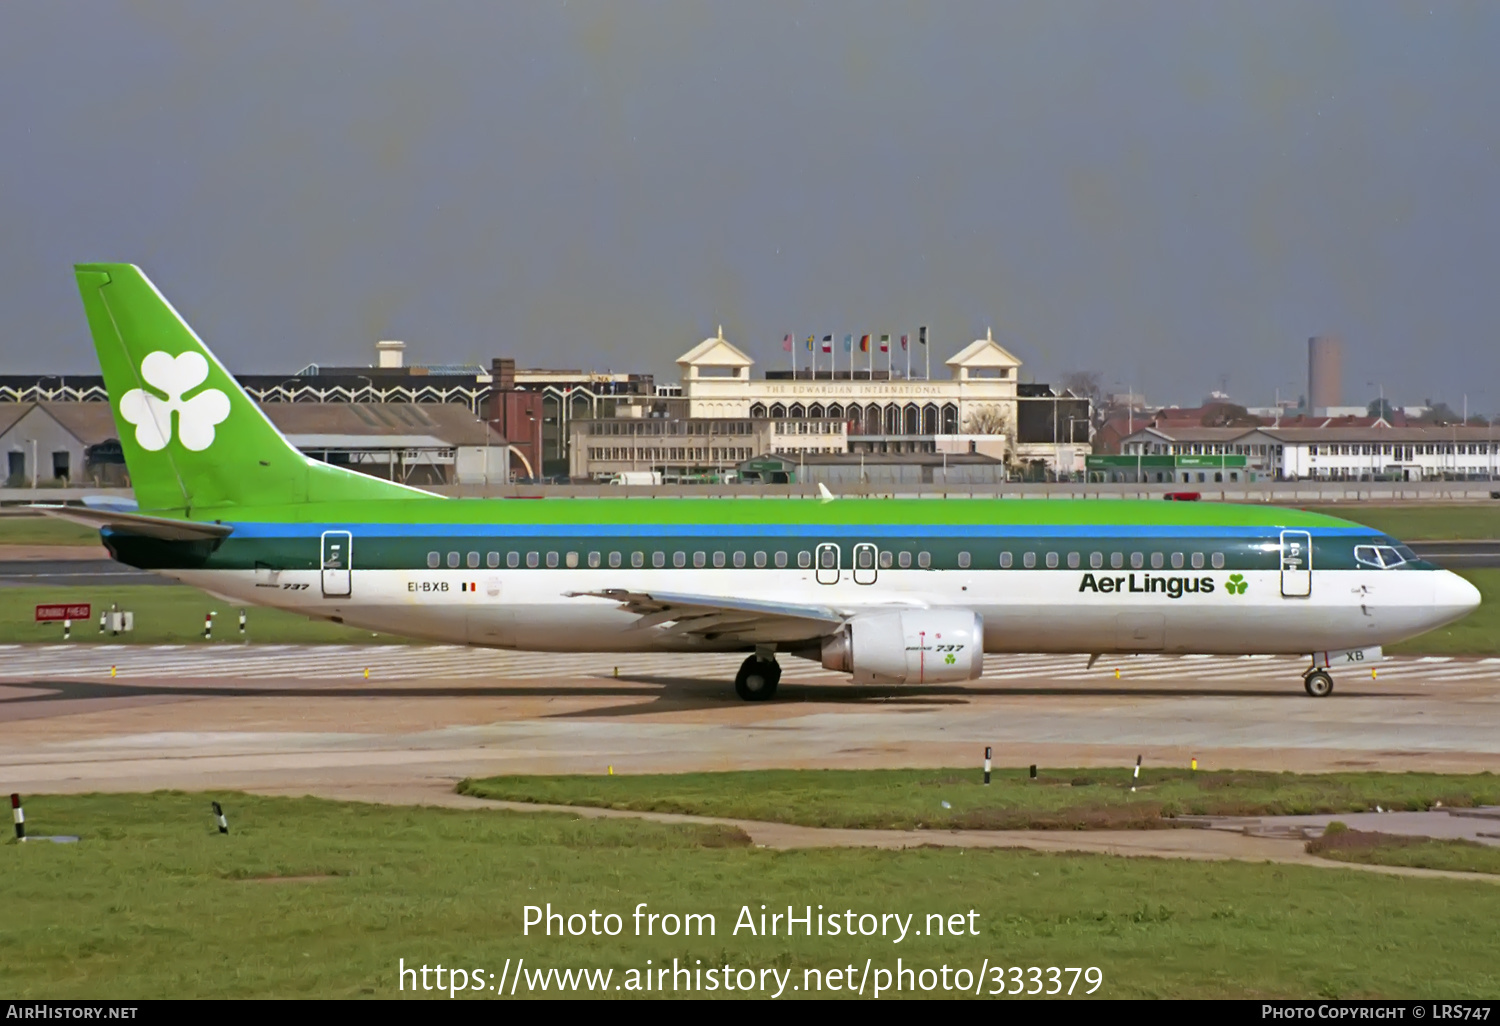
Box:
735, 654, 781, 702
1302, 668, 1334, 698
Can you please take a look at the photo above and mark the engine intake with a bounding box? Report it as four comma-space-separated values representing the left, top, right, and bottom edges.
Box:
821, 609, 985, 684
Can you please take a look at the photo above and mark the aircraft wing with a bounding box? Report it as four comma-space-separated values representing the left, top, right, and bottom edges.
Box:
565, 588, 847, 643
26, 505, 234, 542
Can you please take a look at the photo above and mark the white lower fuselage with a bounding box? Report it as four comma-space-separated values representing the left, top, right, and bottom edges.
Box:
168, 564, 1473, 658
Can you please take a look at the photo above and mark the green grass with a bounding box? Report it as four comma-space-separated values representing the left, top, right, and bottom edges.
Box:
1389, 569, 1499, 656
459, 768, 1500, 832
0, 585, 408, 645
0, 514, 102, 546
1303, 504, 1500, 540
5, 792, 1500, 999
1308, 826, 1500, 875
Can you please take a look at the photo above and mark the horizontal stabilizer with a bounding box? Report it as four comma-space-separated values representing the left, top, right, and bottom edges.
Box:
26, 505, 234, 542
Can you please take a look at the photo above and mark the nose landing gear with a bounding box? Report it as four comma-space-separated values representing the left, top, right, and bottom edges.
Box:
1302, 668, 1334, 697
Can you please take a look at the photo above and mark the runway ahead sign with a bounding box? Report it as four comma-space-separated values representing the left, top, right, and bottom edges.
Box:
36, 604, 90, 622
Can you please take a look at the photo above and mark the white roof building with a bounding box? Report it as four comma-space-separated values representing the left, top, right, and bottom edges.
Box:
1117, 423, 1500, 481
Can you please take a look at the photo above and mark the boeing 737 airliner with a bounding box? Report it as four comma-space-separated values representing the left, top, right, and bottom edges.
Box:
42, 265, 1481, 701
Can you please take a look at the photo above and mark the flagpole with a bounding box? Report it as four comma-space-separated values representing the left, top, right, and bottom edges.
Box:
923, 325, 930, 380
791, 333, 796, 377
905, 334, 910, 380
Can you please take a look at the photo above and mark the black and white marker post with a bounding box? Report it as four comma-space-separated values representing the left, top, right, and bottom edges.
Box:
1131, 754, 1142, 792
11, 793, 24, 842
983, 746, 992, 785
238, 609, 247, 636
203, 612, 213, 641
62, 618, 71, 641
212, 801, 228, 835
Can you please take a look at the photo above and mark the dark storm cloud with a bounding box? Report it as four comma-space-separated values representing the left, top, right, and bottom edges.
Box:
1, 1, 1497, 412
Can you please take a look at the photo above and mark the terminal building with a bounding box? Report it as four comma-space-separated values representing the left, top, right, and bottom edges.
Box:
566, 328, 1090, 482
1, 327, 1092, 486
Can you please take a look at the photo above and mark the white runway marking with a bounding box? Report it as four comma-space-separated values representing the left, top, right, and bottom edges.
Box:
0, 645, 1496, 687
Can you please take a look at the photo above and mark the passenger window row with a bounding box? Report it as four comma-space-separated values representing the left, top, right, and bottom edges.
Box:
423, 547, 1231, 571
995, 549, 1224, 570
427, 549, 802, 570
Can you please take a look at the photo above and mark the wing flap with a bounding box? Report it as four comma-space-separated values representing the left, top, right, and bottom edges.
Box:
566, 588, 846, 643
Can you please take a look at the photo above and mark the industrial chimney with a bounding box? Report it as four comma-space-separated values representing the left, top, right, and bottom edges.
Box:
1308, 336, 1341, 415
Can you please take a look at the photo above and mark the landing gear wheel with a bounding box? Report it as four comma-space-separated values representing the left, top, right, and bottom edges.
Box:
734, 656, 781, 702
1303, 669, 1334, 698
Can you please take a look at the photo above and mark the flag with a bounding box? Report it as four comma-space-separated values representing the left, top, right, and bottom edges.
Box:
783, 333, 793, 353
806, 335, 814, 351
880, 334, 890, 352
843, 334, 853, 352
821, 334, 832, 353
918, 325, 928, 347
860, 334, 870, 353
900, 334, 909, 351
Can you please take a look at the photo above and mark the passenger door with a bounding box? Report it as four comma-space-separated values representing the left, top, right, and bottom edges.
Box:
852, 543, 878, 585
815, 542, 840, 585
320, 530, 352, 597
1280, 530, 1312, 598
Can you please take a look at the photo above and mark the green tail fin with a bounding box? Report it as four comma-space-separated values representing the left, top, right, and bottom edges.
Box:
74, 263, 439, 512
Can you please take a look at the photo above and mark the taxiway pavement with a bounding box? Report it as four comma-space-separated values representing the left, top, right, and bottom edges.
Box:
4, 647, 1500, 801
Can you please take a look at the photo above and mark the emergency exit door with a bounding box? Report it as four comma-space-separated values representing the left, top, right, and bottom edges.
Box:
321, 531, 352, 597
815, 543, 841, 585
1280, 530, 1311, 598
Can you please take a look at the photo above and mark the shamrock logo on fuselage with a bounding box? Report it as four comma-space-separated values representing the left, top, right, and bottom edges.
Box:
1226, 573, 1249, 595
118, 351, 230, 452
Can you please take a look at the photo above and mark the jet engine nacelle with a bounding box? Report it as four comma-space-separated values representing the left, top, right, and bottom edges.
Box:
821, 609, 985, 685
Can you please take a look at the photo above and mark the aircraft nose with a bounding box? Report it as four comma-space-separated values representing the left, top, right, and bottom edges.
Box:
1434, 571, 1481, 620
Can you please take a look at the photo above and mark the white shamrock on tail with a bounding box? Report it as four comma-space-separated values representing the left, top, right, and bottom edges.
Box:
118, 351, 231, 452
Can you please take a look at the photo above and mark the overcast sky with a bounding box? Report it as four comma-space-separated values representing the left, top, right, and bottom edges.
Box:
2, 2, 1497, 412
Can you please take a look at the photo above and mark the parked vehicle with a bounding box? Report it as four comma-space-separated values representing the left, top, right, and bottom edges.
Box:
608, 472, 664, 486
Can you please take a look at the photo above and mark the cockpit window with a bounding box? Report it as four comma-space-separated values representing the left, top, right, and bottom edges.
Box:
1355, 544, 1407, 569
1377, 546, 1407, 567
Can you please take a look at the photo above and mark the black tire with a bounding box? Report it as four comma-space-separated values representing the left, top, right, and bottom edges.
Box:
1304, 669, 1334, 698
734, 656, 781, 701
